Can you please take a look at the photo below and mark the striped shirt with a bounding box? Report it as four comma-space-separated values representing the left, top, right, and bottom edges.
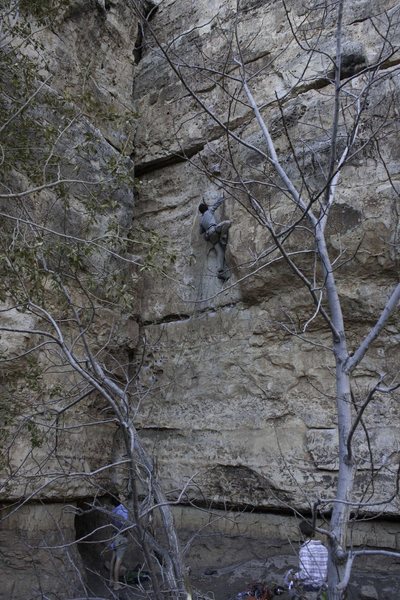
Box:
296, 539, 328, 586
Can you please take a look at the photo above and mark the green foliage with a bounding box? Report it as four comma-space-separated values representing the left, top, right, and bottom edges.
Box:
80, 89, 138, 137
130, 225, 177, 273
24, 356, 44, 392
19, 0, 71, 24
0, 385, 21, 429
27, 419, 43, 448
0, 36, 137, 309
0, 1, 150, 442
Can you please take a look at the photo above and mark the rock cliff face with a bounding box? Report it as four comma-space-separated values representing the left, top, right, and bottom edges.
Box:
133, 0, 400, 512
1, 0, 400, 598
0, 1, 139, 597
131, 0, 400, 595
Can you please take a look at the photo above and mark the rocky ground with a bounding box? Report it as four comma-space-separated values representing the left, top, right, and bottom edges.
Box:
75, 516, 400, 600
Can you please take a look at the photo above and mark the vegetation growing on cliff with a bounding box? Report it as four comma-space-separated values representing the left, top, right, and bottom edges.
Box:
0, 3, 189, 599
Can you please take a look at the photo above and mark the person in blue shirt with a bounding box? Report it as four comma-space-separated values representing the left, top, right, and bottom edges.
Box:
109, 498, 129, 591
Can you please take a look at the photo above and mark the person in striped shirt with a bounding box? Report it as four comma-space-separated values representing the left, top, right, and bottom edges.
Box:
290, 519, 328, 599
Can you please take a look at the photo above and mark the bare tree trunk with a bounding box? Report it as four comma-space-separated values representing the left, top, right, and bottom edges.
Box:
328, 365, 354, 600
315, 229, 354, 600
126, 427, 188, 598
89, 359, 189, 598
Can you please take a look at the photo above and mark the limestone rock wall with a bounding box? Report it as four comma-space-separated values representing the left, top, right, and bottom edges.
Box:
0, 0, 400, 597
0, 2, 140, 597
132, 0, 400, 517
0, 503, 84, 600
0, 0, 142, 463
14, 0, 140, 151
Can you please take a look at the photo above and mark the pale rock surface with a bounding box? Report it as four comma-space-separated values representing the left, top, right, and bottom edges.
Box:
0, 2, 139, 595
1, 0, 400, 597
132, 0, 400, 528
360, 585, 379, 600
0, 92, 136, 500
0, 503, 84, 599
13, 0, 140, 150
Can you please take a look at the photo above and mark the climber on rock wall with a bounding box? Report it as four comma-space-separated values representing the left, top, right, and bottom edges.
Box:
198, 195, 231, 280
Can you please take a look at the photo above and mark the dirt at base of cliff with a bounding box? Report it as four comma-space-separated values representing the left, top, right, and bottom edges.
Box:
76, 539, 400, 600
